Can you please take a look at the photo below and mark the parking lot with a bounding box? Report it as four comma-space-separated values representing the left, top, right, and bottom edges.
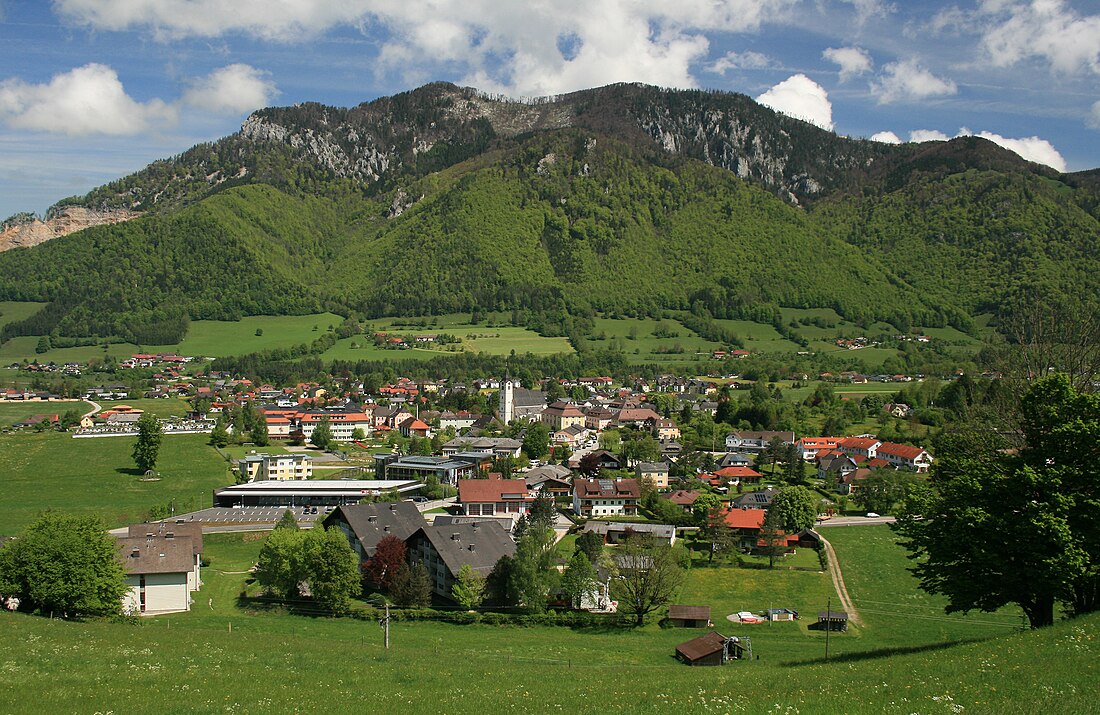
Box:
172, 505, 332, 525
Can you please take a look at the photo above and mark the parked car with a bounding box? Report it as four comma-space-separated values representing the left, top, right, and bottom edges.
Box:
410, 496, 429, 503
865, 512, 880, 518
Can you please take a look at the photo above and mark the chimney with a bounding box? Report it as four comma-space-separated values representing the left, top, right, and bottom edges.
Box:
468, 544, 475, 551
383, 525, 390, 532
368, 515, 377, 523
130, 548, 140, 557
451, 533, 461, 541
165, 532, 174, 539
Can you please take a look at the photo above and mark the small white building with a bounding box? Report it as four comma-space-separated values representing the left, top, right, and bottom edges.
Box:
116, 533, 200, 615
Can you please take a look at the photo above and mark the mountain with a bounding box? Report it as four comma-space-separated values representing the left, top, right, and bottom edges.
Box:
0, 82, 1097, 346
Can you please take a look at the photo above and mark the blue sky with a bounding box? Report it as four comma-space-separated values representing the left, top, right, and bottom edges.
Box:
1, 0, 1098, 219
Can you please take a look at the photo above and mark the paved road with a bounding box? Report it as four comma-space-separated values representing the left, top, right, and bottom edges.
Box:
81, 400, 100, 419
815, 516, 897, 527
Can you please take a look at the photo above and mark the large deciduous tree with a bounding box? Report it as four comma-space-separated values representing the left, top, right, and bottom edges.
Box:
303, 527, 361, 615
770, 486, 819, 533
895, 374, 1099, 628
612, 534, 684, 625
363, 535, 407, 592
560, 551, 599, 609
310, 417, 333, 451
508, 525, 559, 612
0, 513, 127, 617
522, 422, 550, 460
132, 413, 163, 474
451, 564, 487, 610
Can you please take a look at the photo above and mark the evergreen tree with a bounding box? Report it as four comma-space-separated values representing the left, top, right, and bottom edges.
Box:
574, 529, 605, 564
311, 417, 333, 451
758, 508, 788, 569
390, 562, 432, 607
209, 417, 230, 448
508, 525, 558, 612
275, 509, 300, 531
560, 551, 598, 608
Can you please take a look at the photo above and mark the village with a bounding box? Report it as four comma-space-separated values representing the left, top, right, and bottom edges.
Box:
0, 350, 942, 666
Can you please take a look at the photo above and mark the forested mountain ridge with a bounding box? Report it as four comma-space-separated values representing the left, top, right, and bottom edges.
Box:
0, 81, 1097, 346
55, 81, 1057, 215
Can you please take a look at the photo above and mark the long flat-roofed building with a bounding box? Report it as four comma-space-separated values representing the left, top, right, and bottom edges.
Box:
374, 454, 480, 485
213, 479, 422, 507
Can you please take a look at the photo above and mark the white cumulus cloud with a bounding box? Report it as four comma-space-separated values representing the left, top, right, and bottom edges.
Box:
823, 46, 873, 82
871, 59, 957, 103
957, 127, 1067, 171
979, 0, 1100, 75
0, 63, 175, 135
910, 129, 950, 142
870, 130, 901, 143
756, 74, 834, 131
709, 51, 772, 74
51, 0, 798, 97
182, 64, 279, 114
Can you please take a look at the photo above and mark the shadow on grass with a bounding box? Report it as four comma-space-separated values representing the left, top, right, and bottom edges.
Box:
115, 467, 145, 477
782, 637, 991, 667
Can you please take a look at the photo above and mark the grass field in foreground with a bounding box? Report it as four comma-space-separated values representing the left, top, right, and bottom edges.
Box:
0, 400, 91, 427
0, 431, 232, 534
0, 527, 1095, 714
826, 524, 1025, 649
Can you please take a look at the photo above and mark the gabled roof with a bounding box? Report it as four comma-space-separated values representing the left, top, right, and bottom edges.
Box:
116, 535, 194, 575
323, 502, 425, 554
574, 478, 640, 499
675, 631, 729, 662
666, 489, 700, 506
722, 508, 767, 530
839, 436, 882, 451
669, 605, 712, 621
127, 521, 203, 556
458, 479, 534, 503
713, 466, 763, 480
876, 442, 930, 460
409, 522, 517, 576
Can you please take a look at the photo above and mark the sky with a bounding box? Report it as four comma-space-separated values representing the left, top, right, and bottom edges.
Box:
1, 0, 1099, 220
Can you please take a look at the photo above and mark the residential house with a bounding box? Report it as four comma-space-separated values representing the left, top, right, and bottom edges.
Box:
717, 453, 753, 469
636, 461, 670, 489
323, 502, 425, 566
724, 431, 795, 454
585, 450, 624, 471
837, 436, 882, 460
581, 520, 677, 546
541, 400, 586, 431
583, 406, 615, 431
551, 423, 589, 448
875, 442, 933, 473
795, 437, 842, 461
818, 454, 860, 484
713, 466, 765, 486
648, 417, 681, 441
398, 417, 432, 439
614, 407, 662, 429
457, 478, 536, 517
116, 533, 199, 615
442, 437, 523, 460
406, 522, 516, 600
666, 489, 700, 512
573, 478, 641, 517
237, 453, 313, 482
126, 522, 203, 592
731, 487, 779, 510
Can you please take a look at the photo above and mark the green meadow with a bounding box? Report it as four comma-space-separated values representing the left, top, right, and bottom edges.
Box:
0, 431, 232, 534
588, 316, 720, 364
0, 400, 91, 427
0, 528, 1095, 714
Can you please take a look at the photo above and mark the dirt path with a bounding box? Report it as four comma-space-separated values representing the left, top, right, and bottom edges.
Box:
821, 535, 863, 627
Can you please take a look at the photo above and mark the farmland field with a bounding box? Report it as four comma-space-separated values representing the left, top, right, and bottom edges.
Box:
0, 400, 91, 427
0, 431, 232, 534
588, 317, 720, 364
0, 301, 46, 328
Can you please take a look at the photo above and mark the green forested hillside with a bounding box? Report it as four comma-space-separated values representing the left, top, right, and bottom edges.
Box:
0, 83, 1098, 348
812, 168, 1100, 315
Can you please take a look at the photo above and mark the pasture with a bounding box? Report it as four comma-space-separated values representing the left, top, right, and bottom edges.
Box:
0, 400, 91, 427
0, 526, 1095, 714
0, 431, 232, 534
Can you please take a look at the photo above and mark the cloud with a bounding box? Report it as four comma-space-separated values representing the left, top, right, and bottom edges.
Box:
870, 130, 901, 144
1089, 100, 1100, 129
709, 51, 772, 74
840, 0, 893, 25
871, 59, 957, 103
756, 74, 834, 131
0, 63, 175, 135
910, 129, 950, 142
957, 127, 1067, 171
182, 64, 279, 114
979, 0, 1100, 75
52, 0, 798, 97
822, 46, 873, 82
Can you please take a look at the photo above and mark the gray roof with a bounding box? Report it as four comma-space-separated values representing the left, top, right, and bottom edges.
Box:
116, 535, 195, 575
127, 521, 203, 556
636, 462, 669, 472
432, 515, 515, 532
410, 522, 516, 577
582, 521, 676, 539
512, 388, 546, 409
323, 502, 425, 554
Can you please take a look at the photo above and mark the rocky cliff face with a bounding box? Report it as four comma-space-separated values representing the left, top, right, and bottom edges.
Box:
0, 207, 139, 252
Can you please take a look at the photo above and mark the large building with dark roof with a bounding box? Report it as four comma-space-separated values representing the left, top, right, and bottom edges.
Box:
407, 522, 516, 599
323, 502, 426, 565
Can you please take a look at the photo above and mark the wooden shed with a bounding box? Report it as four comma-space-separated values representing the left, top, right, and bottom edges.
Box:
675, 631, 749, 666
668, 605, 713, 628
812, 610, 849, 632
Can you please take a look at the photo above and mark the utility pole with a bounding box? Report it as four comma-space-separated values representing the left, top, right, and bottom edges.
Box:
379, 601, 391, 649
824, 596, 831, 661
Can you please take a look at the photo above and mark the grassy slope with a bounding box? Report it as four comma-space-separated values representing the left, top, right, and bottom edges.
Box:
0, 528, 1095, 714
0, 432, 231, 534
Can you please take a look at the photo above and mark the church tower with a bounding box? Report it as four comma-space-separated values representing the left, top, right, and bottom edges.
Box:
499, 379, 514, 425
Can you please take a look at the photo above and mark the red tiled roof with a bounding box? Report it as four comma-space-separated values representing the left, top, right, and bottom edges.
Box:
876, 442, 928, 460
714, 466, 763, 480
839, 437, 881, 450
723, 508, 767, 530
458, 479, 534, 503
